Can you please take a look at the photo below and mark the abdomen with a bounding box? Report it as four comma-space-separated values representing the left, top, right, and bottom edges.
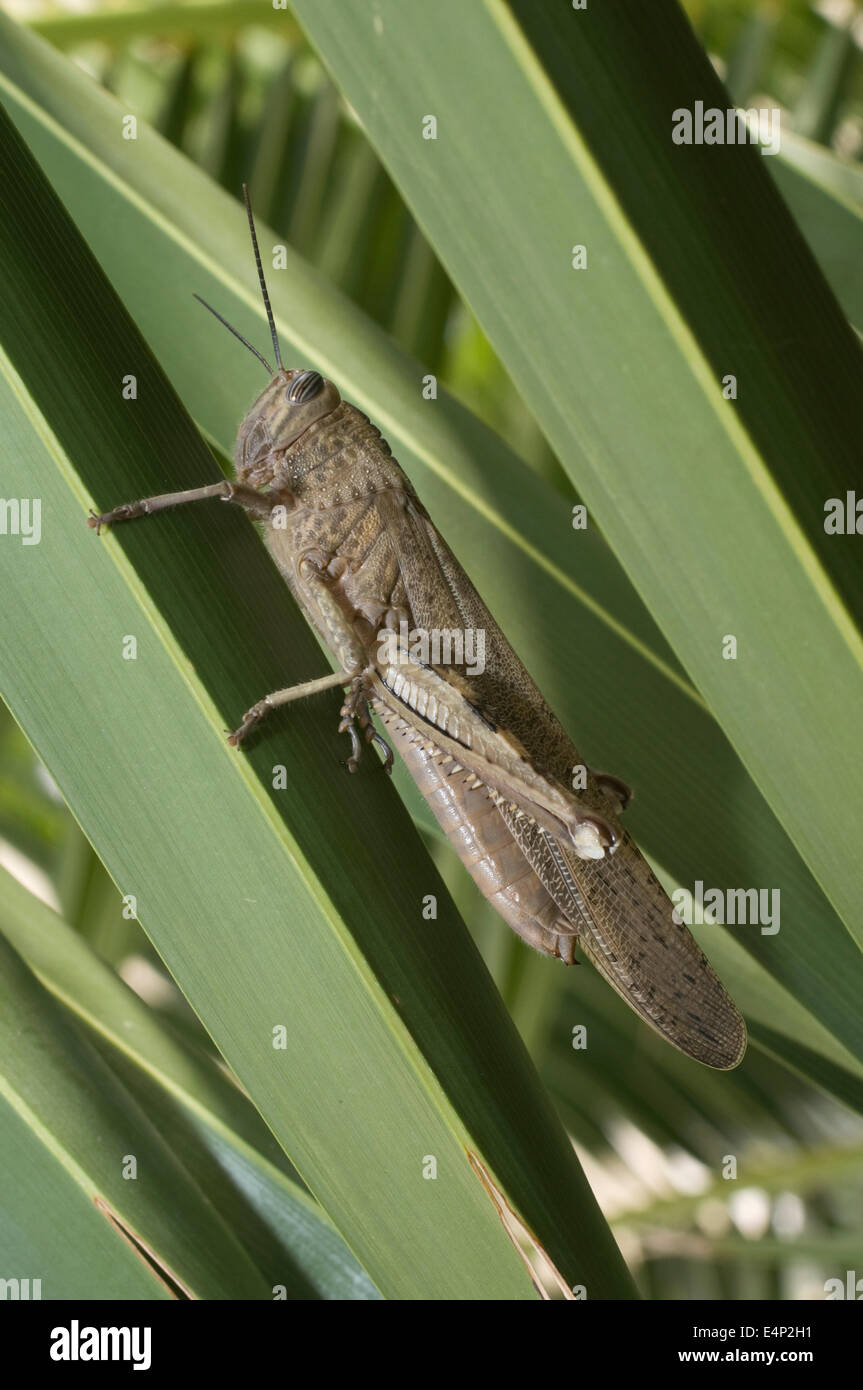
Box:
372, 697, 577, 963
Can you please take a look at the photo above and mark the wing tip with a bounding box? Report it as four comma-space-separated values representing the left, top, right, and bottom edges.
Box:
705, 1013, 748, 1071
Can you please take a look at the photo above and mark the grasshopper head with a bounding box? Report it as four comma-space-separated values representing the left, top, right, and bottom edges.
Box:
194, 186, 342, 486
234, 368, 341, 486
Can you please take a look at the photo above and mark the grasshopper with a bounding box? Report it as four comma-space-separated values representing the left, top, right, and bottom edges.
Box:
90, 188, 746, 1071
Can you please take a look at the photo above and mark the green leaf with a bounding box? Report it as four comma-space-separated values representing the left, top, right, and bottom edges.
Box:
770, 132, 863, 331
0, 928, 271, 1299
0, 865, 380, 1300
6, 0, 863, 1305
285, 0, 863, 948
29, 0, 299, 51
777, 127, 863, 212
0, 49, 634, 1298
2, 9, 862, 1085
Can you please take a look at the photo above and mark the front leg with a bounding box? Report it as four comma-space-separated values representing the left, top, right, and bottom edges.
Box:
88, 478, 274, 529
228, 668, 356, 745
230, 555, 392, 771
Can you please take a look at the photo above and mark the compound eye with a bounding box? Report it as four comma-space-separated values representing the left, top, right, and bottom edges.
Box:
286, 370, 324, 404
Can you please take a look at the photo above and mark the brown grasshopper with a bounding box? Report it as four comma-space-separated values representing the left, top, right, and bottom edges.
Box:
89, 188, 746, 1070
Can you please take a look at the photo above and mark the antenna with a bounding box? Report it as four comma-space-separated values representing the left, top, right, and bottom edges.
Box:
192, 294, 273, 374
242, 182, 283, 373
